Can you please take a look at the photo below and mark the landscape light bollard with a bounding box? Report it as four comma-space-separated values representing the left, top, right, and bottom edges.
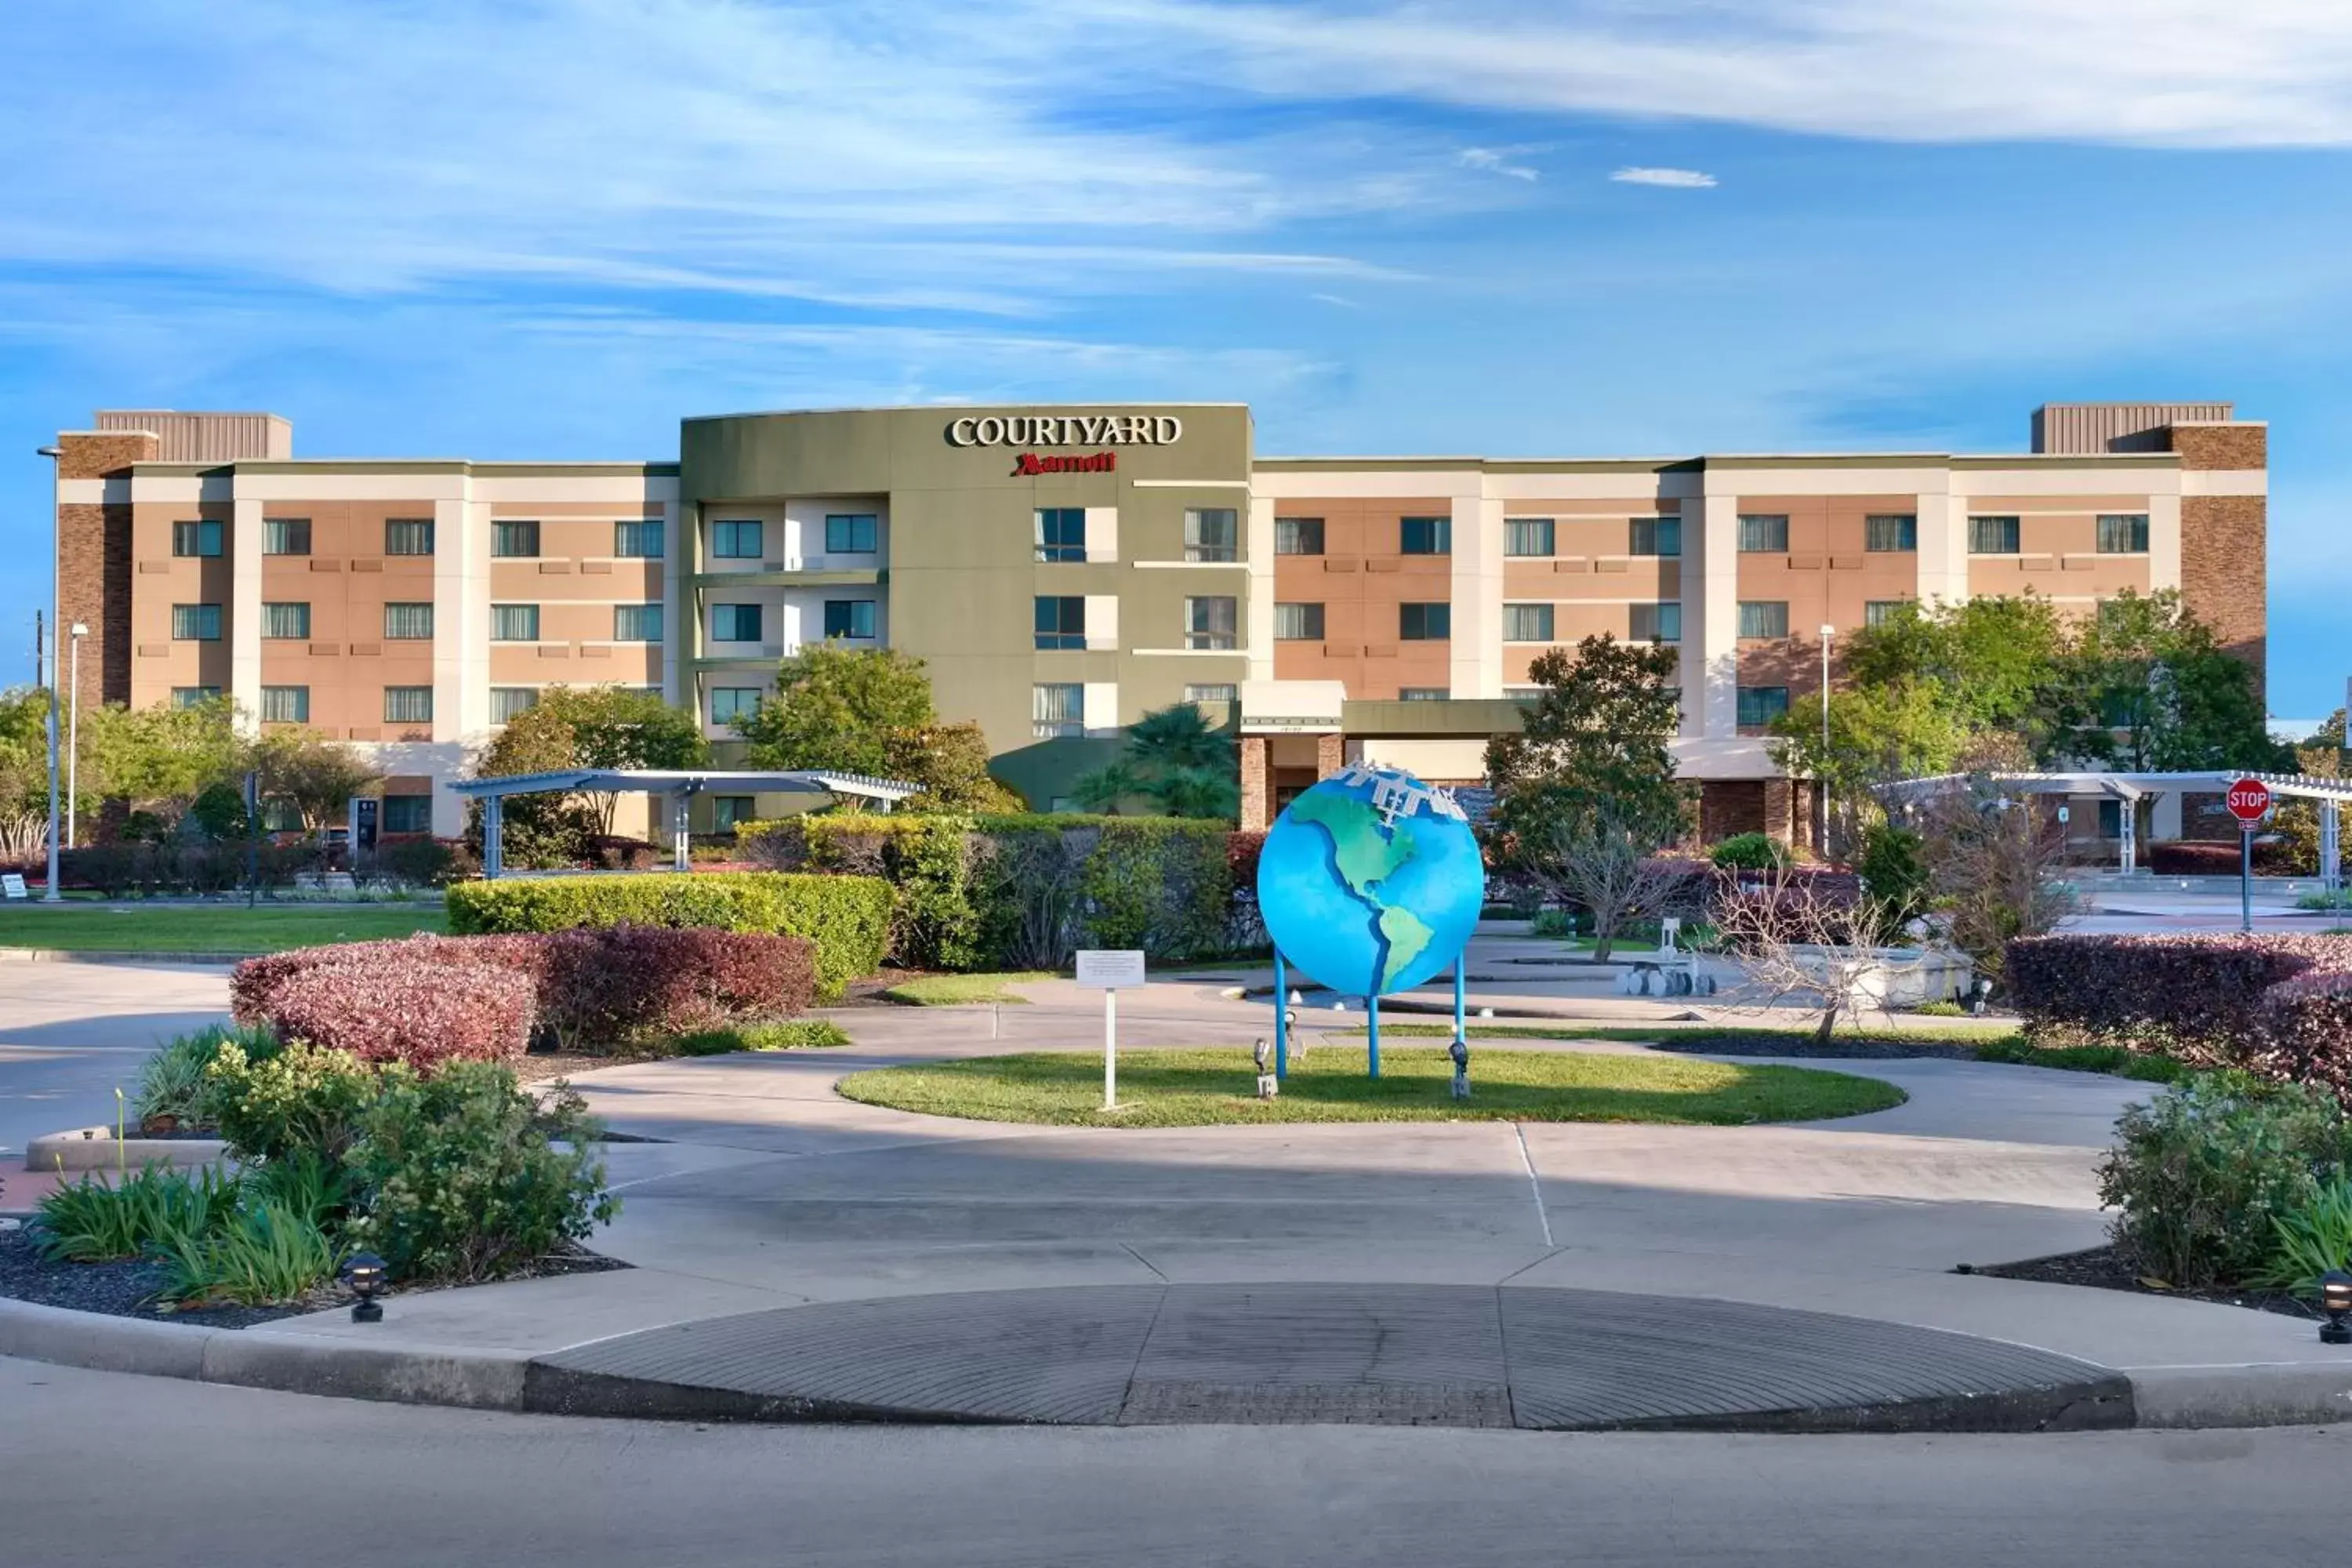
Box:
1449, 1036, 1469, 1100
2321, 1271, 2352, 1346
344, 1252, 388, 1323
1253, 1038, 1277, 1101
1284, 1009, 1303, 1064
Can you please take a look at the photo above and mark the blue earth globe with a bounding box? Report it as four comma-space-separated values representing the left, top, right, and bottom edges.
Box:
1258, 763, 1486, 999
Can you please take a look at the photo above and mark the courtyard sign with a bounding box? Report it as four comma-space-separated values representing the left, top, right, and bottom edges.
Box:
946, 413, 1182, 448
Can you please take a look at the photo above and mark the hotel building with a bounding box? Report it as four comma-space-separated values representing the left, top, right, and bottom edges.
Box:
48, 400, 2266, 840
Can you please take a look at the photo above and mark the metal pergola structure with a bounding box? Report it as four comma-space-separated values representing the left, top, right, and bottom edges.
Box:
1879, 770, 2352, 890
447, 768, 920, 878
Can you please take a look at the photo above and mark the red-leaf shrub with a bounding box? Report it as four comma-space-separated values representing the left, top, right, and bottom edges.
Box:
256, 951, 537, 1067
2149, 840, 2247, 877
536, 926, 817, 1049
2253, 971, 2352, 1101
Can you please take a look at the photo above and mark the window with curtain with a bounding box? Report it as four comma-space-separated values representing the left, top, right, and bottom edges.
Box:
1629, 517, 1681, 557
613, 520, 663, 558
172, 521, 223, 557
1399, 687, 1449, 701
1864, 514, 1918, 552
1034, 597, 1087, 649
1738, 514, 1789, 552
1399, 516, 1451, 554
1273, 602, 1325, 641
1503, 603, 1554, 642
825, 514, 878, 554
1185, 684, 1238, 703
384, 518, 434, 556
171, 603, 221, 641
490, 688, 539, 724
262, 601, 310, 639
1274, 517, 1324, 555
710, 688, 763, 724
615, 604, 662, 641
260, 686, 309, 723
710, 520, 764, 559
2096, 514, 2150, 554
1184, 596, 1237, 649
383, 686, 434, 724
711, 604, 763, 642
822, 600, 876, 639
262, 518, 311, 556
1504, 518, 1555, 557
712, 796, 757, 830
1184, 508, 1239, 563
491, 604, 539, 641
1864, 600, 1908, 628
260, 797, 303, 832
1737, 686, 1790, 727
1737, 601, 1789, 639
1033, 682, 1083, 738
1399, 602, 1451, 640
171, 686, 221, 708
383, 602, 434, 640
382, 796, 432, 833
1034, 508, 1087, 562
1629, 602, 1682, 642
491, 520, 540, 558
1969, 515, 2021, 554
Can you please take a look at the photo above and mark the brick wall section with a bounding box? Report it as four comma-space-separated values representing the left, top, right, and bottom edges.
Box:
56, 431, 158, 480
2169, 422, 2266, 688
1240, 735, 1271, 830
1700, 781, 1766, 842
1315, 734, 1344, 778
2170, 423, 2267, 472
53, 432, 155, 708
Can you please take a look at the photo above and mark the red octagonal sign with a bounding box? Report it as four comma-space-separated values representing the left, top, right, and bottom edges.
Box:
2225, 777, 2273, 823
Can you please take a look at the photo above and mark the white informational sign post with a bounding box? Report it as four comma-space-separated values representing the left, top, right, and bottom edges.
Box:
0, 873, 25, 900
1075, 949, 1146, 1109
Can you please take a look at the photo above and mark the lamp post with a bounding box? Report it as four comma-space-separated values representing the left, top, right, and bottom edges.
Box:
1817, 622, 1835, 854
36, 445, 64, 902
67, 621, 85, 849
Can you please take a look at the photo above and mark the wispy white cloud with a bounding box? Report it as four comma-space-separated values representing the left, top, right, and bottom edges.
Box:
1610, 167, 1719, 189
1460, 146, 1545, 180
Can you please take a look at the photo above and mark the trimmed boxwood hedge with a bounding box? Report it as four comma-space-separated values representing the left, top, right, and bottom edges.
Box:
445, 872, 891, 1000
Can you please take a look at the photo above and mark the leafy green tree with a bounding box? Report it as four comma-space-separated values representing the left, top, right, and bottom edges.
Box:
1072, 702, 1239, 819
1770, 681, 1971, 859
735, 646, 938, 778
82, 696, 247, 819
2060, 590, 2285, 773
251, 728, 382, 832
0, 687, 55, 857
1844, 594, 2070, 744
882, 721, 1025, 812
470, 686, 707, 865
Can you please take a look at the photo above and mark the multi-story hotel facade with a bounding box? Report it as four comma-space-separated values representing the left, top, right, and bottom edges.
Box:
47, 400, 2267, 840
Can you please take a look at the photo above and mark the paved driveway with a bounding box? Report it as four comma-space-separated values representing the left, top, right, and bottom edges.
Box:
0, 960, 230, 1163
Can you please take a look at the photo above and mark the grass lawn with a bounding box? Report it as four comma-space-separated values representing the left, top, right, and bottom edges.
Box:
877, 971, 1051, 1006
0, 903, 444, 954
1356, 1022, 2184, 1083
836, 1044, 1905, 1127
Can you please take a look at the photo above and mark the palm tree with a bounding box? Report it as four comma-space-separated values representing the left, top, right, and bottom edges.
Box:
1070, 702, 1240, 818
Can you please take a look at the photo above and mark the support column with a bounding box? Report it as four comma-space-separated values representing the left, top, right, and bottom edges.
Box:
1241, 735, 1272, 830
2324, 798, 2340, 895
482, 795, 503, 880
1316, 732, 1344, 779
1762, 777, 1794, 846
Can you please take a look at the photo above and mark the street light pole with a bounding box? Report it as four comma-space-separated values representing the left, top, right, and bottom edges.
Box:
1817, 623, 1835, 854
67, 622, 85, 848
37, 445, 64, 902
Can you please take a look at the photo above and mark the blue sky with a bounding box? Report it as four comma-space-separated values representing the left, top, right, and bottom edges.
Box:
5, 0, 2350, 717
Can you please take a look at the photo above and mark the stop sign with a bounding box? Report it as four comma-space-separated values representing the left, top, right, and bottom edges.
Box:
2225, 777, 2273, 823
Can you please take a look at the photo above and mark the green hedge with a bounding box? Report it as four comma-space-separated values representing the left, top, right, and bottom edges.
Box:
445, 872, 892, 1000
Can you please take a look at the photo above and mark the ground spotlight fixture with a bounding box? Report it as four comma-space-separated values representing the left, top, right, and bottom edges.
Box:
345, 1251, 388, 1323
2322, 1270, 2352, 1345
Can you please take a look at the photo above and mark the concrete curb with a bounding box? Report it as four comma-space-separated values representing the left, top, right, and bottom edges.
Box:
0, 948, 252, 965
5, 1293, 2350, 1431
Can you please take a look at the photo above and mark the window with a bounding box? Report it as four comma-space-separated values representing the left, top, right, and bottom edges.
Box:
381, 796, 432, 834
261, 601, 310, 640
1504, 518, 1555, 557
1737, 686, 1791, 728
615, 604, 662, 642
712, 796, 757, 831
1185, 684, 1238, 704
822, 600, 876, 640
2097, 800, 2123, 840
1400, 516, 1451, 555
171, 603, 221, 641
385, 518, 434, 556
384, 602, 434, 640
1185, 596, 1238, 650
1865, 514, 1918, 552
1503, 603, 1555, 643
1969, 515, 2021, 554
171, 686, 221, 708
614, 520, 663, 558
1864, 599, 1908, 629
1275, 517, 1325, 556
825, 514, 878, 554
1738, 514, 1789, 553
491, 520, 540, 558
1737, 601, 1790, 640
1035, 596, 1087, 650
1629, 602, 1682, 642
1185, 508, 1239, 563
1273, 602, 1325, 641
260, 797, 303, 833
490, 688, 539, 724
491, 604, 539, 642
1033, 682, 1084, 739
1630, 517, 1681, 557
1035, 508, 1087, 563
710, 520, 764, 559
1399, 602, 1451, 640
383, 686, 434, 724
711, 604, 764, 643
260, 685, 309, 724
262, 518, 311, 556
1399, 687, 1449, 701
710, 688, 764, 725
2097, 513, 2151, 554
172, 520, 223, 557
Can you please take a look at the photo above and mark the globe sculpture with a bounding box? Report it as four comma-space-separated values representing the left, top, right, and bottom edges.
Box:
1258, 762, 1486, 1000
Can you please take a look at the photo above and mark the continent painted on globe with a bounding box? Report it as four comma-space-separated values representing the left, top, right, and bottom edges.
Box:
1285, 788, 1436, 993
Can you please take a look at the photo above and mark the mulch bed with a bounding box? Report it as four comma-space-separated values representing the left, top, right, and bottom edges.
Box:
1967, 1244, 2324, 1322
1642, 1034, 1990, 1061
0, 1224, 626, 1330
